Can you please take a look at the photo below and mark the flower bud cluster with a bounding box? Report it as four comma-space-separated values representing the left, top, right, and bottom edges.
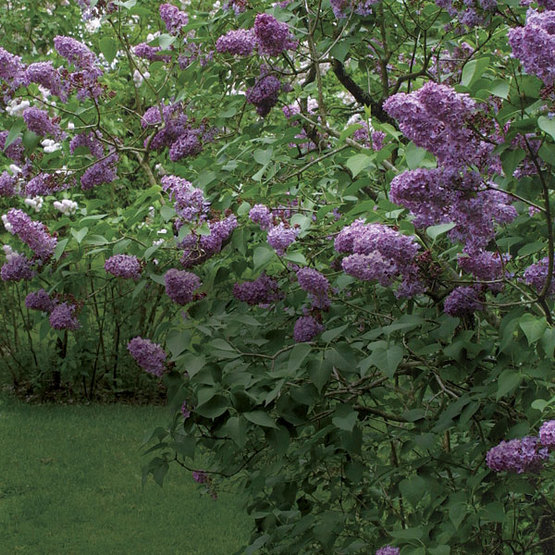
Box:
127, 336, 167, 377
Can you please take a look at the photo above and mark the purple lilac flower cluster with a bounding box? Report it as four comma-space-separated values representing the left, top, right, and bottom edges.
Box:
54, 35, 103, 100
297, 267, 330, 309
539, 420, 555, 449
127, 337, 167, 377
161, 175, 207, 222
375, 547, 400, 555
253, 13, 297, 56
0, 46, 25, 92
5, 208, 57, 260
443, 286, 484, 317
457, 250, 510, 292
335, 221, 423, 297
104, 254, 142, 279
216, 13, 296, 58
24, 62, 66, 101
76, 0, 116, 20
523, 256, 555, 297
330, 0, 378, 19
267, 222, 298, 255
25, 173, 73, 197
164, 268, 202, 305
70, 131, 104, 158
80, 153, 118, 190
434, 0, 495, 29
49, 302, 80, 330
384, 82, 477, 168
159, 3, 188, 35
293, 315, 324, 342
1, 253, 34, 281
22, 107, 62, 138
389, 168, 516, 251
0, 131, 25, 163
179, 215, 238, 268
223, 0, 248, 14
249, 204, 273, 230
133, 42, 171, 63
486, 436, 549, 473
246, 70, 283, 117
25, 289, 55, 312
0, 172, 16, 197
216, 29, 256, 57
233, 274, 282, 306
508, 10, 555, 86
142, 103, 217, 160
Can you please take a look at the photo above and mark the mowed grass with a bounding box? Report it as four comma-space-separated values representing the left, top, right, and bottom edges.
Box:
0, 397, 250, 554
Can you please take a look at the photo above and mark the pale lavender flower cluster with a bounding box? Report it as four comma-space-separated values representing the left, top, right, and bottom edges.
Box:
508, 10, 555, 86
216, 29, 256, 57
297, 268, 330, 309
443, 286, 483, 317
434, 0, 493, 29
5, 208, 57, 260
25, 289, 55, 312
127, 336, 167, 377
384, 82, 477, 168
486, 436, 548, 473
49, 302, 80, 330
246, 71, 282, 117
375, 547, 400, 555
1, 253, 34, 281
164, 268, 202, 305
336, 221, 422, 295
539, 420, 555, 449
348, 115, 386, 151
233, 274, 282, 306
223, 0, 247, 14
0, 131, 25, 163
24, 62, 66, 100
159, 3, 188, 35
22, 107, 62, 138
161, 175, 207, 222
267, 222, 298, 255
80, 153, 118, 190
330, 0, 378, 18
179, 215, 237, 268
293, 315, 324, 342
253, 13, 297, 57
523, 257, 555, 297
104, 254, 142, 279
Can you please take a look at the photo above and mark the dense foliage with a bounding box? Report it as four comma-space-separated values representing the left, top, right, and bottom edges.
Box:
1, 0, 554, 552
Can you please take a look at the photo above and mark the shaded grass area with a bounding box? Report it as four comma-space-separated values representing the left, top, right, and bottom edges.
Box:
0, 397, 250, 554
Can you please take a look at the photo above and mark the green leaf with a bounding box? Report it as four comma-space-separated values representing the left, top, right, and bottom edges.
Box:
99, 37, 117, 63
538, 116, 555, 141
208, 339, 234, 351
195, 395, 228, 418
332, 404, 357, 431
253, 246, 274, 269
368, 345, 403, 378
3, 120, 25, 150
53, 238, 69, 261
243, 411, 279, 429
166, 330, 189, 360
71, 227, 88, 244
321, 324, 349, 343
427, 222, 456, 240
345, 153, 374, 178
399, 476, 427, 507
287, 343, 312, 373
519, 314, 547, 344
496, 369, 522, 400
488, 80, 510, 99
158, 34, 175, 49
308, 357, 332, 392
461, 57, 490, 88
405, 141, 428, 169
253, 148, 273, 165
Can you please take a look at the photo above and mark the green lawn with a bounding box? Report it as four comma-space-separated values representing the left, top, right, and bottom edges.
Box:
0, 397, 250, 554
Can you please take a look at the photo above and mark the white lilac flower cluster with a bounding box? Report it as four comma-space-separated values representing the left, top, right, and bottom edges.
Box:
53, 199, 78, 215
